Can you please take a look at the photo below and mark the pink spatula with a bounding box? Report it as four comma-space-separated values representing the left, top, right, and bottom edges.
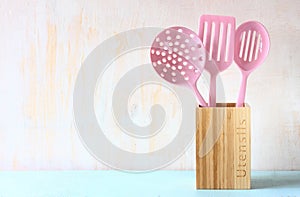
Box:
199, 15, 235, 106
235, 21, 270, 107
150, 26, 207, 107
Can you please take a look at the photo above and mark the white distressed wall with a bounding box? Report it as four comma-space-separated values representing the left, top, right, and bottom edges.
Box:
0, 0, 299, 170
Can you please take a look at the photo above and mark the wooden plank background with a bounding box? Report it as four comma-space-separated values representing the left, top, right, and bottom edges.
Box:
0, 0, 299, 170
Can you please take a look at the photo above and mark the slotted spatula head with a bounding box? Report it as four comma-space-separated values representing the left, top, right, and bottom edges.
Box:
234, 21, 270, 72
199, 15, 236, 72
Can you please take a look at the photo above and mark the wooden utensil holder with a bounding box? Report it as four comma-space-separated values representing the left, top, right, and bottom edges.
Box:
196, 103, 251, 189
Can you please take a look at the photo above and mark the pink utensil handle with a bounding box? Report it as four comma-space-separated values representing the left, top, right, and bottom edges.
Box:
209, 73, 217, 107
236, 72, 249, 107
191, 83, 208, 107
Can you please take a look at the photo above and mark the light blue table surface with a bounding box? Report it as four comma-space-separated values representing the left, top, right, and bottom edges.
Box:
0, 170, 299, 197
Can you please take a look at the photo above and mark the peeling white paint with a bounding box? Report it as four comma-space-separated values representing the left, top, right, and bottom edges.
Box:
0, 0, 299, 170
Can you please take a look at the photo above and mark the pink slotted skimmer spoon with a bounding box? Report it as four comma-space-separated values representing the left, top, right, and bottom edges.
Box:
150, 26, 207, 107
235, 21, 270, 107
199, 15, 236, 106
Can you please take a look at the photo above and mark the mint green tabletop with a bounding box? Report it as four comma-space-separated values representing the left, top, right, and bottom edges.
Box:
0, 171, 299, 196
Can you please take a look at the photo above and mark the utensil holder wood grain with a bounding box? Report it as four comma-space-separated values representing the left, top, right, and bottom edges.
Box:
196, 103, 251, 189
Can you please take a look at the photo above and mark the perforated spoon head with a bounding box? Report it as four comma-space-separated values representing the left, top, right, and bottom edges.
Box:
150, 27, 206, 86
199, 15, 236, 72
234, 21, 270, 73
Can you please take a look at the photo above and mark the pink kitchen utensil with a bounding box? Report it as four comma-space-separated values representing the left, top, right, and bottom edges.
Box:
199, 15, 235, 106
235, 21, 270, 107
150, 26, 207, 107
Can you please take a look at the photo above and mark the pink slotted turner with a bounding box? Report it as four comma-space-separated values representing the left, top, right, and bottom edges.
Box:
150, 26, 207, 107
199, 15, 236, 107
235, 21, 270, 107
